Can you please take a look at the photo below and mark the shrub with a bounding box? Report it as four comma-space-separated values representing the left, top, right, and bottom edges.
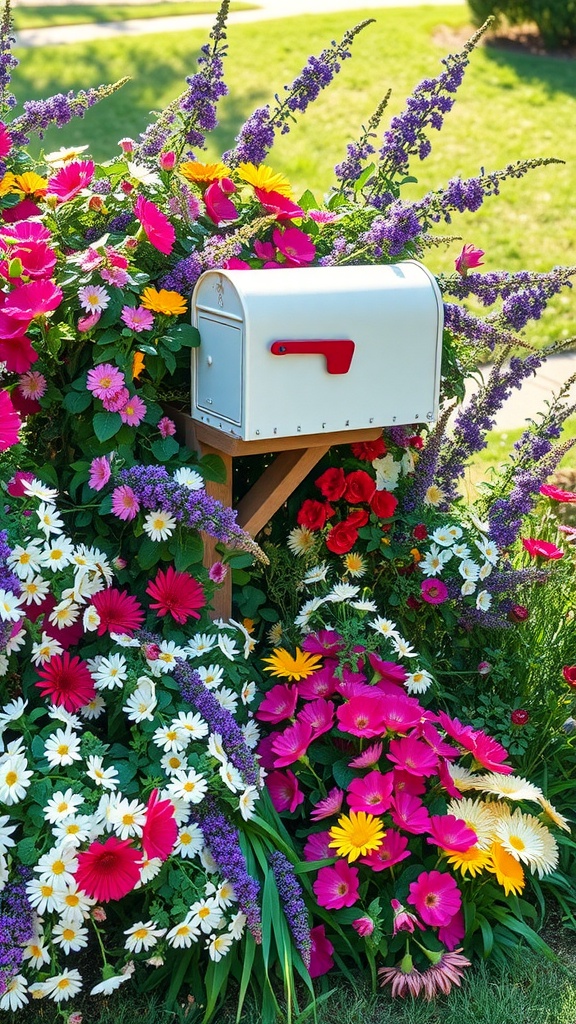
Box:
467, 0, 576, 48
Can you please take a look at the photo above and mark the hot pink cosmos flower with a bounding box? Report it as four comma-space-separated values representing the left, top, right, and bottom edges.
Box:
302, 630, 345, 656
256, 683, 298, 723
347, 770, 394, 815
454, 243, 484, 275
308, 925, 334, 978
310, 786, 344, 821
255, 188, 305, 220
134, 195, 175, 255
141, 789, 178, 861
0, 331, 36, 372
271, 719, 313, 768
313, 859, 360, 910
540, 483, 576, 503
438, 909, 466, 951
119, 394, 147, 426
3, 279, 62, 320
86, 363, 125, 400
459, 728, 513, 773
3, 198, 42, 223
204, 180, 239, 224
387, 734, 439, 776
297, 698, 335, 738
75, 836, 141, 902
0, 122, 12, 158
1, 238, 57, 279
111, 484, 140, 521
381, 695, 424, 733
360, 828, 411, 871
407, 870, 462, 927
0, 390, 21, 451
6, 470, 34, 496
390, 791, 431, 834
426, 814, 478, 852
266, 770, 305, 813
273, 226, 316, 265
303, 831, 332, 861
47, 160, 95, 202
349, 741, 383, 768
522, 536, 564, 560
417, 721, 460, 759
225, 257, 250, 269
88, 455, 111, 492
336, 694, 388, 738
368, 653, 408, 686
421, 577, 449, 604
436, 757, 463, 799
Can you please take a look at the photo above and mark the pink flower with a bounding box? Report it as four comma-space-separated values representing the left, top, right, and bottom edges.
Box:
134, 195, 175, 256
303, 831, 332, 861
111, 484, 140, 521
522, 536, 564, 560
302, 630, 345, 656
381, 695, 424, 733
254, 188, 304, 220
0, 390, 21, 451
437, 909, 466, 951
347, 771, 394, 815
209, 561, 228, 583
390, 791, 431, 835
225, 257, 250, 269
121, 305, 153, 333
6, 470, 34, 496
159, 150, 176, 171
352, 916, 374, 938
158, 416, 176, 438
0, 122, 12, 158
255, 683, 298, 724
336, 694, 388, 738
310, 787, 344, 821
308, 925, 334, 978
101, 266, 129, 287
3, 279, 62, 320
387, 734, 439, 776
47, 160, 95, 202
78, 311, 101, 332
390, 899, 424, 935
407, 870, 462, 927
420, 949, 471, 998
349, 741, 383, 768
18, 370, 46, 400
266, 769, 304, 813
417, 721, 459, 759
88, 456, 111, 492
297, 698, 334, 738
379, 953, 423, 998
454, 243, 484, 275
86, 363, 126, 401
360, 829, 410, 871
421, 577, 449, 604
119, 138, 134, 153
367, 653, 408, 685
540, 483, 576, 503
273, 226, 315, 265
119, 394, 147, 426
313, 859, 359, 910
141, 789, 177, 861
426, 814, 478, 853
437, 712, 513, 773
296, 666, 338, 700
102, 386, 130, 412
204, 181, 238, 224
270, 719, 313, 768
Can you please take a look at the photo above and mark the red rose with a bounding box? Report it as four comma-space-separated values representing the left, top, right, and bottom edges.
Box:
346, 508, 369, 528
297, 499, 334, 531
562, 666, 576, 689
510, 709, 530, 725
508, 604, 529, 624
350, 437, 387, 461
413, 524, 428, 540
325, 521, 359, 555
370, 488, 398, 520
315, 467, 346, 500
344, 470, 375, 505
407, 435, 424, 450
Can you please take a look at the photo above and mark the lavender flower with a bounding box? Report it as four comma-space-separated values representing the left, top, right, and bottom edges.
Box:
0, 1, 17, 118
189, 796, 262, 941
333, 92, 390, 191
0, 867, 34, 997
401, 404, 454, 512
439, 267, 575, 310
269, 852, 311, 967
160, 252, 203, 293
0, 530, 20, 595
8, 80, 128, 146
175, 660, 260, 787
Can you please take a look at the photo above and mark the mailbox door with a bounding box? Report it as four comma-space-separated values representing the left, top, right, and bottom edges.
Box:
195, 314, 243, 426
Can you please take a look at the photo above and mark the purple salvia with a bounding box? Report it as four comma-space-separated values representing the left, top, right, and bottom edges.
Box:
269, 851, 311, 967
443, 304, 524, 351
333, 91, 391, 191
8, 80, 128, 146
0, 867, 34, 996
225, 20, 373, 167
0, 0, 17, 118
160, 252, 203, 293
401, 404, 455, 513
439, 267, 576, 309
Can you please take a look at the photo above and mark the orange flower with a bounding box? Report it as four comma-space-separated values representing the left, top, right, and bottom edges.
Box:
132, 351, 146, 380
179, 160, 231, 184
140, 287, 187, 316
0, 172, 16, 196
13, 172, 47, 196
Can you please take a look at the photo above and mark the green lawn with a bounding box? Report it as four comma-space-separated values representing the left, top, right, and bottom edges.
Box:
11, 5, 576, 347
13, 2, 255, 31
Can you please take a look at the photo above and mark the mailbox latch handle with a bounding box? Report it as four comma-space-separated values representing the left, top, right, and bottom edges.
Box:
270, 339, 355, 375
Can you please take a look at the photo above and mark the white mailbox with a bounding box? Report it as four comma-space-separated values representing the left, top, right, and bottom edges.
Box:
191, 261, 443, 441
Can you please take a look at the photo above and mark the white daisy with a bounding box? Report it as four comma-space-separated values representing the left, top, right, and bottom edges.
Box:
136, 857, 163, 886
7, 539, 43, 580
52, 920, 89, 954
124, 920, 166, 953
0, 975, 28, 1011
351, 597, 378, 613
0, 589, 23, 623
44, 789, 84, 823
166, 769, 208, 804
127, 160, 161, 186
206, 932, 234, 962
52, 885, 95, 922
152, 640, 187, 674
219, 761, 244, 793
241, 681, 256, 705
0, 697, 27, 728
475, 535, 499, 565
390, 635, 418, 658
213, 686, 238, 714
48, 599, 81, 630
430, 526, 456, 547
171, 711, 209, 741
142, 510, 177, 542
302, 563, 329, 585
461, 580, 477, 596
90, 974, 131, 996
5, 628, 25, 655
451, 543, 471, 559
36, 502, 65, 537
173, 467, 204, 490
419, 544, 451, 578
207, 733, 227, 764
161, 750, 188, 775
17, 576, 51, 606
405, 668, 434, 694
238, 785, 259, 821
373, 453, 402, 491
80, 694, 106, 719
196, 664, 224, 689
206, 878, 236, 909
123, 678, 157, 722
25, 877, 59, 914
174, 823, 204, 858
476, 590, 492, 612
34, 845, 78, 891
228, 912, 247, 940
217, 634, 239, 661
0, 814, 17, 855
44, 728, 82, 768
240, 719, 260, 749
189, 897, 223, 933
166, 917, 201, 948
38, 537, 75, 572
287, 526, 316, 557
185, 632, 217, 657
153, 724, 187, 753
21, 478, 59, 501
42, 968, 83, 1003
199, 846, 219, 873
0, 754, 33, 804
83, 604, 101, 631
52, 815, 94, 848
368, 615, 400, 640
22, 938, 51, 969
109, 797, 147, 840
91, 653, 128, 690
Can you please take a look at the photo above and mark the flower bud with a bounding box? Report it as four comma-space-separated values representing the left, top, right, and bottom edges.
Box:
510, 708, 529, 725
118, 137, 134, 154
92, 906, 106, 922
508, 604, 529, 624
352, 916, 374, 938
121, 180, 134, 194
562, 665, 576, 689
477, 661, 492, 676
159, 150, 176, 171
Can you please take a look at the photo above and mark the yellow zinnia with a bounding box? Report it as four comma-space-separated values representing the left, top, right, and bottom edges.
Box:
237, 162, 292, 197
0, 172, 16, 197
487, 842, 525, 896
14, 172, 47, 196
140, 287, 187, 316
444, 845, 493, 878
179, 160, 231, 184
328, 811, 386, 862
261, 647, 322, 681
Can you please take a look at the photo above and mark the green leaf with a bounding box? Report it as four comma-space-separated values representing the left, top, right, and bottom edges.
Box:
17, 837, 39, 865
93, 412, 122, 442
298, 189, 319, 211
199, 453, 227, 484
170, 532, 204, 571
151, 436, 180, 461
164, 322, 201, 348
63, 389, 92, 413
136, 536, 163, 570
332, 758, 358, 789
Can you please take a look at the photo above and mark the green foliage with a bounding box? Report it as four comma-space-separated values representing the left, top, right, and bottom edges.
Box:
467, 0, 576, 48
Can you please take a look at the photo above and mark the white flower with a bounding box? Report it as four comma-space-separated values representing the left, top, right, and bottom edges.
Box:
31, 632, 63, 665
83, 604, 102, 632
153, 724, 187, 753
166, 769, 208, 804
0, 975, 28, 1011
0, 814, 17, 855
26, 877, 59, 914
240, 719, 260, 749
475, 535, 499, 565
36, 501, 65, 536
173, 467, 204, 490
17, 575, 51, 606
52, 815, 95, 848
7, 539, 43, 580
44, 789, 84, 824
368, 616, 400, 640
445, 525, 463, 541
0, 754, 32, 804
22, 938, 50, 969
34, 845, 78, 890
196, 664, 224, 690
166, 917, 201, 948
123, 677, 157, 722
430, 526, 456, 547
479, 561, 493, 580
199, 846, 219, 873
461, 580, 476, 597
142, 510, 177, 542
287, 525, 317, 557
52, 920, 89, 954
42, 968, 83, 1003
476, 590, 493, 612
373, 453, 402, 491
419, 544, 451, 578
459, 558, 481, 581
80, 694, 106, 719
294, 596, 325, 629
91, 653, 127, 690
124, 921, 166, 954
44, 728, 82, 768
109, 797, 147, 840
151, 640, 187, 674
21, 477, 59, 501
48, 598, 80, 630
189, 897, 223, 933
468, 511, 490, 533
228, 912, 247, 941
325, 582, 360, 602
160, 750, 188, 775
186, 632, 217, 656
127, 160, 161, 186
90, 974, 131, 996
351, 598, 378, 613
206, 932, 234, 962
405, 669, 434, 694
206, 879, 236, 909
238, 786, 259, 821
207, 733, 227, 764
78, 283, 110, 313
219, 761, 244, 793
38, 536, 76, 572
171, 711, 209, 741
213, 686, 238, 713
451, 543, 471, 559
302, 563, 329, 585
52, 885, 95, 922
217, 634, 239, 661
0, 698, 27, 728
390, 635, 418, 659
137, 857, 163, 886
0, 589, 23, 623
0, 655, 8, 679
241, 681, 256, 705
5, 628, 25, 655
174, 823, 204, 859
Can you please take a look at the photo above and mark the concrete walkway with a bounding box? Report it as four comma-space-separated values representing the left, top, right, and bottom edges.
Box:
12, 0, 576, 429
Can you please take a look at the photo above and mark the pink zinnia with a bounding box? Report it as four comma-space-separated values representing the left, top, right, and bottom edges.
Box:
407, 869, 462, 927
88, 455, 111, 492
146, 566, 205, 624
522, 536, 564, 560
426, 814, 478, 853
18, 370, 47, 400
255, 683, 298, 724
157, 416, 176, 438
336, 694, 388, 738
3, 279, 62, 320
266, 769, 304, 813
111, 484, 140, 521
303, 831, 332, 862
134, 195, 175, 255
308, 925, 334, 978
310, 786, 344, 821
271, 720, 313, 768
390, 791, 431, 835
90, 588, 145, 636
102, 386, 130, 412
36, 653, 96, 713
141, 789, 177, 861
347, 770, 394, 815
0, 390, 21, 451
387, 734, 439, 776
313, 859, 359, 910
47, 160, 95, 203
273, 226, 315, 265
360, 828, 410, 871
208, 561, 228, 584
74, 836, 141, 902
349, 741, 383, 769
421, 578, 449, 604
119, 394, 147, 426
86, 363, 125, 401
297, 698, 334, 738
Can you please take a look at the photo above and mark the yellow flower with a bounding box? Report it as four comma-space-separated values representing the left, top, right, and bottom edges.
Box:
487, 842, 525, 896
14, 171, 47, 196
0, 172, 16, 196
424, 484, 446, 507
179, 160, 231, 183
328, 811, 385, 862
261, 647, 322, 681
444, 845, 493, 878
537, 795, 571, 832
237, 162, 292, 197
242, 618, 256, 634
132, 351, 146, 380
140, 287, 187, 316
342, 551, 366, 577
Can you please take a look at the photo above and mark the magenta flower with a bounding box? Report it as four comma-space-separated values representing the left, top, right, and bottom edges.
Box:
381, 695, 424, 733
303, 831, 332, 862
347, 770, 394, 815
349, 741, 383, 769
47, 160, 95, 202
417, 721, 460, 759
297, 698, 335, 738
273, 226, 316, 265
360, 829, 411, 871
522, 536, 564, 560
119, 394, 147, 426
310, 786, 344, 821
88, 456, 111, 492
255, 683, 298, 724
426, 814, 478, 853
302, 630, 345, 656
157, 416, 177, 438
421, 577, 449, 604
120, 305, 154, 333
352, 916, 374, 938
454, 243, 484, 276
208, 561, 228, 584
540, 483, 576, 503
134, 195, 175, 256
3, 279, 62, 320
78, 312, 101, 332
336, 694, 388, 738
6, 470, 34, 496
438, 909, 466, 951
308, 925, 334, 978
313, 859, 359, 910
407, 870, 462, 928
390, 899, 424, 936
102, 386, 130, 412
0, 122, 12, 158
270, 719, 313, 768
111, 484, 140, 522
368, 653, 408, 685
86, 363, 125, 401
254, 188, 304, 220
387, 734, 439, 776
0, 390, 21, 451
390, 791, 431, 835
266, 769, 304, 813
296, 666, 338, 700
204, 181, 239, 224
101, 266, 129, 287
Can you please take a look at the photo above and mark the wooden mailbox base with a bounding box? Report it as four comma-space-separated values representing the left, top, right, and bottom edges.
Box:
167, 407, 382, 619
